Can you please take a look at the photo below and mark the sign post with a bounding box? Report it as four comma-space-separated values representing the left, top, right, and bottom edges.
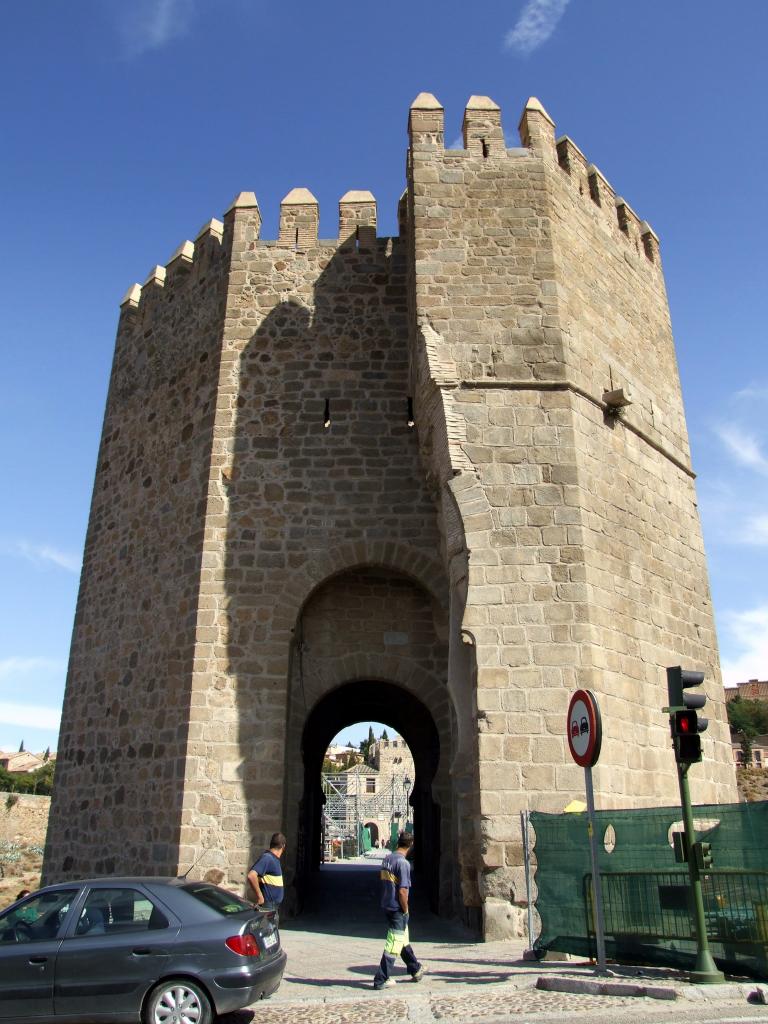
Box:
567, 689, 607, 973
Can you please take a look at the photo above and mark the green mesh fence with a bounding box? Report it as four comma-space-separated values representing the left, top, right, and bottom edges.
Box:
358, 824, 372, 853
387, 822, 414, 848
531, 801, 768, 979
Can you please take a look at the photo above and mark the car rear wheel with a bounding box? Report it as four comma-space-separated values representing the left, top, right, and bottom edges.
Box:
144, 978, 213, 1024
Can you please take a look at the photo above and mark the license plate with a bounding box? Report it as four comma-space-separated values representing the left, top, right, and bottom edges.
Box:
263, 932, 278, 948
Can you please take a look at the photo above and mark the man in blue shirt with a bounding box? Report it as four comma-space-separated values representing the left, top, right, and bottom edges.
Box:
247, 832, 286, 922
372, 831, 424, 989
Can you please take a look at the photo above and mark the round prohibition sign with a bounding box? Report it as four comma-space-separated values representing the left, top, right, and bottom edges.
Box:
567, 689, 602, 767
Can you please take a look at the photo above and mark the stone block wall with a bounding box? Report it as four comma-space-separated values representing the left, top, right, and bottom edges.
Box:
45, 221, 230, 881
541, 117, 733, 804
406, 93, 736, 937
174, 191, 448, 891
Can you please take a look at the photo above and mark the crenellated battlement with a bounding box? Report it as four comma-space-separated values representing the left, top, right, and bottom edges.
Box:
278, 188, 319, 249
408, 92, 661, 267
338, 190, 377, 249
120, 216, 227, 317
119, 188, 391, 312
119, 91, 663, 318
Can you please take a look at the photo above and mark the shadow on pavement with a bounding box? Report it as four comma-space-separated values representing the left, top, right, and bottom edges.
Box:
284, 975, 374, 989
282, 861, 473, 943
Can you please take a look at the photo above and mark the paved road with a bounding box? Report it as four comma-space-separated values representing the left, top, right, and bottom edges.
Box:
218, 855, 765, 1024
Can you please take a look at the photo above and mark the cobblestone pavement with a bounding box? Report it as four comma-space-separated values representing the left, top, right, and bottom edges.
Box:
222, 860, 763, 1024
225, 986, 766, 1024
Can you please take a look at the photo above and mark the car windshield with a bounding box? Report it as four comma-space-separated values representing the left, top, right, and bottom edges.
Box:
181, 883, 254, 915
0, 889, 78, 943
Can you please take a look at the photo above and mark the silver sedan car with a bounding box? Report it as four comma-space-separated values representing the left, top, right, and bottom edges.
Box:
0, 876, 286, 1023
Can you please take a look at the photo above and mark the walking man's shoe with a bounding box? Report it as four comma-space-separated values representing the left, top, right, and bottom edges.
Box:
411, 966, 425, 982
373, 978, 396, 990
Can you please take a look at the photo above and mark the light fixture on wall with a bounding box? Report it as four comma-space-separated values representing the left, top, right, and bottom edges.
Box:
323, 398, 331, 429
602, 386, 633, 415
406, 397, 415, 428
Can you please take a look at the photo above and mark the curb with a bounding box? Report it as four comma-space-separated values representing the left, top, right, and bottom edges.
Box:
536, 976, 678, 1000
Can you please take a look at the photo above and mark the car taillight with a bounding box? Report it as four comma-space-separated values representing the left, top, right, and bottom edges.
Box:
225, 933, 261, 957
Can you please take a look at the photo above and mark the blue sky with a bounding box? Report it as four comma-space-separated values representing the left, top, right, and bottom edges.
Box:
1, 0, 767, 753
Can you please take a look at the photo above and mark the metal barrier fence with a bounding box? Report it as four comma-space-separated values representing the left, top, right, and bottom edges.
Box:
532, 802, 768, 977
586, 870, 768, 971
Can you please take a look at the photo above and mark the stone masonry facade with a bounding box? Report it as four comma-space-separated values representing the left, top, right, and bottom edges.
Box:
45, 94, 736, 939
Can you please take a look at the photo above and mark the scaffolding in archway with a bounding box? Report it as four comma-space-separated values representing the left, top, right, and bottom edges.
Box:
321, 770, 412, 860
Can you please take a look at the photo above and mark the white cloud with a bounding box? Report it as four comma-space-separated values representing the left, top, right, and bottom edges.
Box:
0, 657, 65, 682
720, 605, 768, 686
715, 423, 768, 476
0, 702, 61, 732
734, 386, 768, 402
505, 0, 571, 55
743, 515, 768, 546
118, 0, 196, 58
0, 540, 81, 574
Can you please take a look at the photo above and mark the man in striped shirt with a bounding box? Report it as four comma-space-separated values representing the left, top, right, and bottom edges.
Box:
372, 831, 424, 989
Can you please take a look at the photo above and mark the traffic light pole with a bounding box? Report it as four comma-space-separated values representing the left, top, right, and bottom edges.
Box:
675, 761, 724, 984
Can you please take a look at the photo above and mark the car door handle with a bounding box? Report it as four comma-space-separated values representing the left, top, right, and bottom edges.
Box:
132, 947, 153, 956
28, 956, 48, 965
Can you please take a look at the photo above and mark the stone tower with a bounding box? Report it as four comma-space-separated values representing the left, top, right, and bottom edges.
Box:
45, 94, 736, 939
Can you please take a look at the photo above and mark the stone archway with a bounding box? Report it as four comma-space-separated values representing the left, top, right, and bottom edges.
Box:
296, 680, 443, 913
364, 821, 380, 846
278, 562, 459, 920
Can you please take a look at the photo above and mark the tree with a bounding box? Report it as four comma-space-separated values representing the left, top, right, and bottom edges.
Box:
1, 761, 56, 796
727, 697, 768, 764
382, 728, 389, 741
18, 740, 25, 753
359, 725, 376, 764
32, 760, 56, 795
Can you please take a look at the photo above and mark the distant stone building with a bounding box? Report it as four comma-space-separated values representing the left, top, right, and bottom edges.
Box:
323, 744, 362, 768
371, 734, 415, 777
325, 743, 414, 849
46, 92, 736, 938
725, 680, 768, 703
732, 736, 768, 768
0, 751, 51, 775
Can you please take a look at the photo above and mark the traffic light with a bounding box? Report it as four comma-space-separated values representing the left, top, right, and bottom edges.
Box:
693, 841, 713, 871
672, 830, 689, 863
666, 666, 709, 764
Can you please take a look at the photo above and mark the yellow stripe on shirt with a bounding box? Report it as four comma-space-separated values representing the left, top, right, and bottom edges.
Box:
380, 870, 398, 884
260, 874, 283, 887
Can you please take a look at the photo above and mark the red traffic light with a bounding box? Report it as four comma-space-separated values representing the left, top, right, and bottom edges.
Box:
673, 710, 697, 736
671, 710, 703, 763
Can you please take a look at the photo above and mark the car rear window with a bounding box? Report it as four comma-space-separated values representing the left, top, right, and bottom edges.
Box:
181, 883, 254, 915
